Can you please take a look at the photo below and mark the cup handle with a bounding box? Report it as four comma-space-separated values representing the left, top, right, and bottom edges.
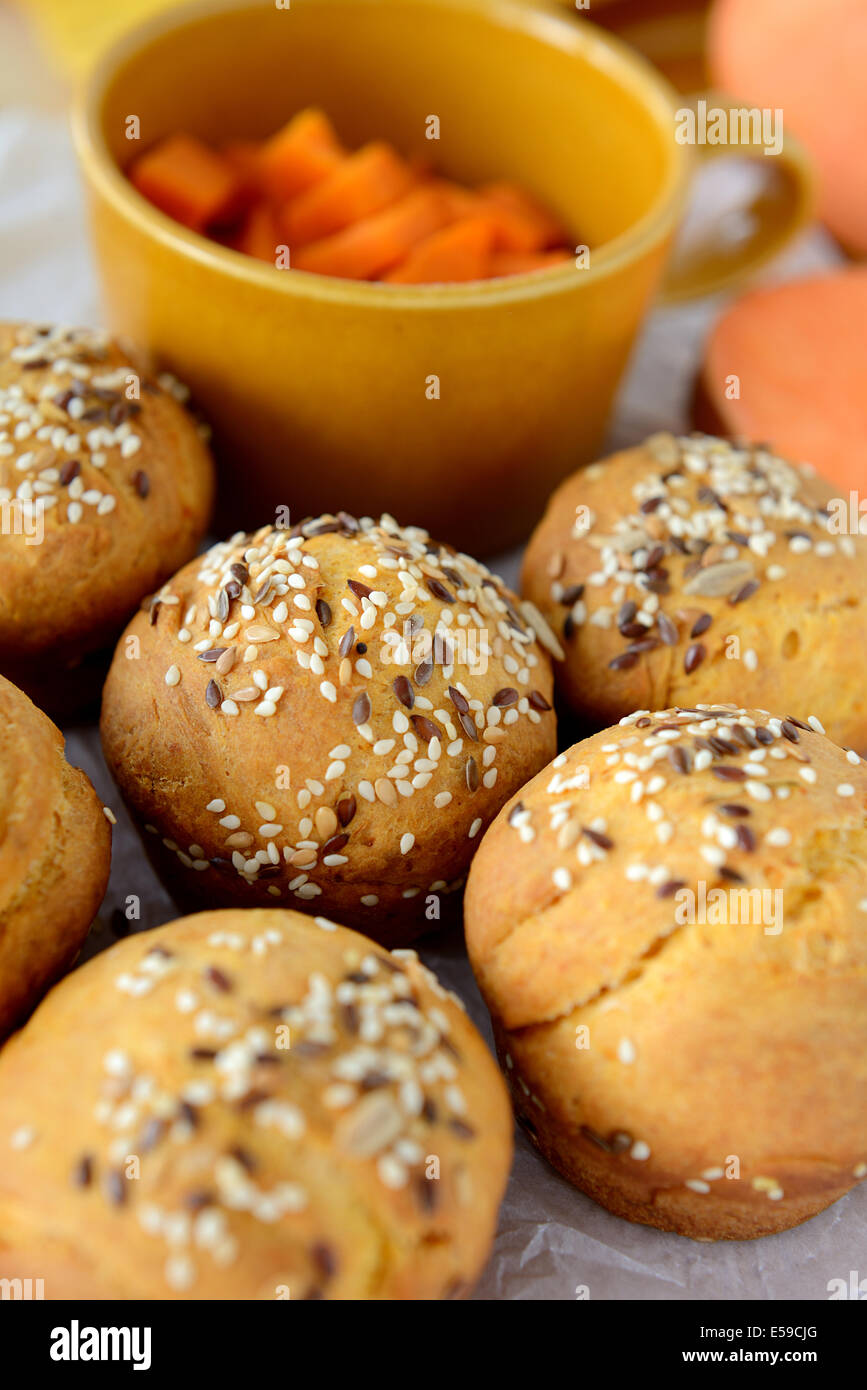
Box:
658, 89, 815, 304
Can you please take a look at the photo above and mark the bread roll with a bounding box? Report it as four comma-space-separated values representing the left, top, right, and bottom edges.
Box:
100, 512, 558, 944
0, 908, 512, 1298
465, 703, 867, 1239
0, 321, 214, 712
0, 673, 111, 1038
522, 433, 867, 751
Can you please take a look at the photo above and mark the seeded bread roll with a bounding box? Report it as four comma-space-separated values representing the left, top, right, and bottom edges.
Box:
0, 907, 512, 1299
465, 703, 867, 1240
521, 434, 867, 752
100, 513, 558, 945
0, 673, 111, 1038
0, 322, 215, 713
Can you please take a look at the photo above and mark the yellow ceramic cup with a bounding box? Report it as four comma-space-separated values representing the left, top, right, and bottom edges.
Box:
72, 0, 811, 553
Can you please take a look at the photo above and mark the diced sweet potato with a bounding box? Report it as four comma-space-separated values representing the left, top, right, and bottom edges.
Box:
257, 109, 345, 202
127, 108, 575, 283
384, 216, 496, 283
429, 179, 487, 221
282, 142, 416, 246
489, 250, 571, 277
294, 187, 452, 279
217, 140, 262, 216
129, 133, 244, 231
479, 181, 568, 251
235, 203, 282, 263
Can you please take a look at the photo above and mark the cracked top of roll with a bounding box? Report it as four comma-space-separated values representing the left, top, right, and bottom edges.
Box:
466, 705, 867, 1235
467, 703, 867, 1030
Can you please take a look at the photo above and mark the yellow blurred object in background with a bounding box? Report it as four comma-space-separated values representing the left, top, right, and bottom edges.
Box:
17, 0, 713, 87
15, 0, 712, 93
15, 0, 182, 75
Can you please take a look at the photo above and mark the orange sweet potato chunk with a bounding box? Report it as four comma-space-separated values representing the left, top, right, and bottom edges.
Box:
489, 250, 571, 277
257, 109, 346, 202
129, 133, 244, 231
282, 142, 417, 246
235, 203, 282, 263
479, 181, 569, 252
293, 187, 452, 279
384, 216, 496, 283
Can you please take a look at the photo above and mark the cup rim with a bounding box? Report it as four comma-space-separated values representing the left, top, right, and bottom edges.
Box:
72, 0, 693, 309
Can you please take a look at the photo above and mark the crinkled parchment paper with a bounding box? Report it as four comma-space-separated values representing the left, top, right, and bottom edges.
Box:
0, 106, 860, 1300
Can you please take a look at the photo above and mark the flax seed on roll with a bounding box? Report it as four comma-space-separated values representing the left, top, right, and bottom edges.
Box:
0, 908, 512, 1299
521, 433, 867, 751
465, 703, 867, 1240
100, 513, 558, 945
0, 322, 214, 713
0, 673, 111, 1038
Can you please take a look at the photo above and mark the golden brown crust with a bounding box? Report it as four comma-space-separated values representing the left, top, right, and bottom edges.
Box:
0, 674, 111, 1037
0, 322, 215, 711
465, 704, 867, 1239
0, 908, 513, 1299
100, 514, 557, 945
521, 434, 867, 752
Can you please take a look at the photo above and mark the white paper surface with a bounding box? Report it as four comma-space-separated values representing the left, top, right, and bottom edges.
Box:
1, 106, 861, 1301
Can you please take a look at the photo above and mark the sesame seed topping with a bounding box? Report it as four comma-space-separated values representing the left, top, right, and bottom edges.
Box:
125, 513, 557, 914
